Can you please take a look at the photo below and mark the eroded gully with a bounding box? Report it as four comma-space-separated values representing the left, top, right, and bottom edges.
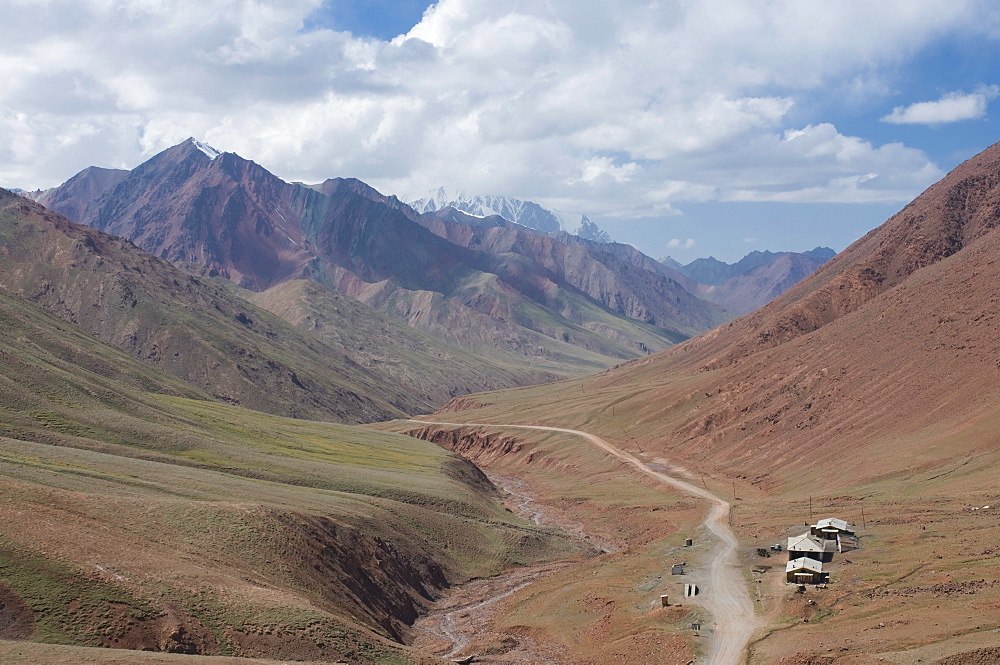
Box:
408, 420, 761, 665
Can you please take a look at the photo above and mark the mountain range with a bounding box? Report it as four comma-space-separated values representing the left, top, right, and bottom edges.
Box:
0, 218, 580, 662
660, 247, 836, 315
0, 187, 420, 423
446, 139, 1000, 484
32, 139, 732, 409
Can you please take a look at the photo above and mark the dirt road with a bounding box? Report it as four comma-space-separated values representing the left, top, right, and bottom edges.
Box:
414, 420, 761, 665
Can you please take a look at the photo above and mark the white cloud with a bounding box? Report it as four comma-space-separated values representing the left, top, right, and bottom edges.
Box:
881, 86, 1000, 125
570, 157, 641, 186
667, 238, 696, 249
710, 123, 945, 204
0, 0, 981, 227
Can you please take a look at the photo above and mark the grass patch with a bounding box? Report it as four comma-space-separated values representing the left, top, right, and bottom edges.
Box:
0, 541, 155, 646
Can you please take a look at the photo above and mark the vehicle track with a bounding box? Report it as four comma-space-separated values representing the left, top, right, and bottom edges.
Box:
414, 420, 761, 665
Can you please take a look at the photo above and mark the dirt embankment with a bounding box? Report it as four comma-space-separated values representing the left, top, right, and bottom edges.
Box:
935, 646, 1000, 664
436, 396, 490, 414
272, 510, 451, 641
93, 606, 217, 654
406, 424, 526, 466
0, 582, 35, 640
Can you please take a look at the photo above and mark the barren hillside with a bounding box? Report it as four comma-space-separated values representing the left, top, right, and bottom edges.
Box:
417, 141, 1000, 664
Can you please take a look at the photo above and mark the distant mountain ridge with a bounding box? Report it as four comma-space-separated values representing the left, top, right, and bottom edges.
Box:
406, 187, 613, 243
414, 210, 730, 338
35, 139, 728, 391
658, 247, 836, 315
675, 247, 836, 286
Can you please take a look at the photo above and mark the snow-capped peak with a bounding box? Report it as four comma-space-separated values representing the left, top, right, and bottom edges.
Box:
191, 139, 221, 160
404, 188, 613, 243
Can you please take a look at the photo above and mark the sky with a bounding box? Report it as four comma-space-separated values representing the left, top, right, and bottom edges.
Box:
2, 1, 1000, 262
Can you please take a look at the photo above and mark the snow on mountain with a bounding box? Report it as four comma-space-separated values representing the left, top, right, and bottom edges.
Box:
191, 138, 221, 160
406, 188, 612, 242
577, 216, 613, 243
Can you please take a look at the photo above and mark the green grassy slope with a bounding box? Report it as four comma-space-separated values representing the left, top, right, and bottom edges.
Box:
0, 286, 583, 663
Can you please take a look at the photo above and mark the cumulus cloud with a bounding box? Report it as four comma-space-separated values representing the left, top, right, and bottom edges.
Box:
881, 87, 1000, 125
0, 0, 983, 226
718, 123, 945, 203
667, 238, 696, 250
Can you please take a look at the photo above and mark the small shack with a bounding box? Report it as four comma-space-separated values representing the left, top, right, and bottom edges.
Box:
811, 517, 855, 539
786, 557, 827, 584
810, 518, 857, 552
787, 533, 837, 563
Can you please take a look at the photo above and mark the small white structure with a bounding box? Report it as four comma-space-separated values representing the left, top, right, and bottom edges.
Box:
787, 533, 837, 562
786, 557, 827, 584
809, 518, 857, 552
811, 517, 855, 538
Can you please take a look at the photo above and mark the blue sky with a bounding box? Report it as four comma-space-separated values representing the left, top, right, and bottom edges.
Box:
2, 1, 1000, 263
303, 0, 432, 40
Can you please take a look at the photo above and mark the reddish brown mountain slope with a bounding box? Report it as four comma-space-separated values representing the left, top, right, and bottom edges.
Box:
414, 141, 1000, 665
31, 165, 128, 224
39, 140, 316, 291
416, 210, 729, 336
440, 140, 1000, 491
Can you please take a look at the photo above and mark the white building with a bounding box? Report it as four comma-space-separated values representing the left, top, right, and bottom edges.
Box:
787, 533, 837, 562
786, 557, 827, 584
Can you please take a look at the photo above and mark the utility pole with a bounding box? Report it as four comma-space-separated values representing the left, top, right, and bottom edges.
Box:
809, 496, 813, 523
861, 505, 867, 531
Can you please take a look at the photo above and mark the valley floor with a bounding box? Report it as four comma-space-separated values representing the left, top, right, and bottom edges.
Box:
413, 420, 760, 665
387, 418, 1000, 665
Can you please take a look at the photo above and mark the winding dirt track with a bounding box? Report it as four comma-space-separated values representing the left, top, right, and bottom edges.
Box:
414, 420, 761, 665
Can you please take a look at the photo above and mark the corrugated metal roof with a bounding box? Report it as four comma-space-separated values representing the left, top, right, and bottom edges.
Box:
786, 557, 824, 573
787, 533, 837, 552
814, 517, 852, 532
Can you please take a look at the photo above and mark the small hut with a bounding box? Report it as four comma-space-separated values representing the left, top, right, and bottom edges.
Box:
786, 557, 827, 584
809, 518, 857, 552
